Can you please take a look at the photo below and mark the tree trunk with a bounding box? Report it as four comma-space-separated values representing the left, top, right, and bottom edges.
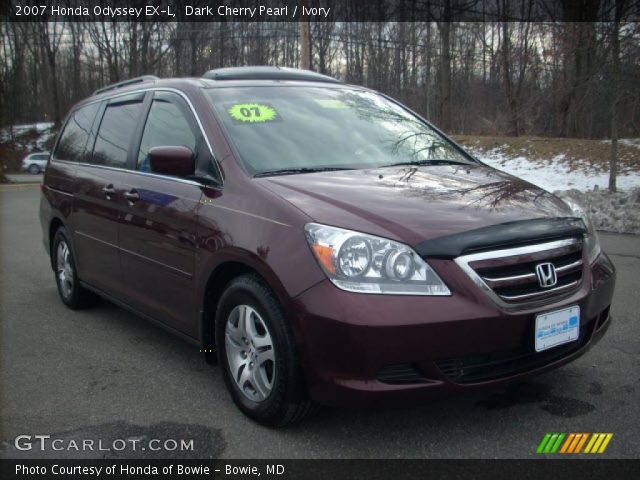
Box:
39, 21, 62, 126
438, 18, 452, 131
501, 8, 520, 136
299, 0, 311, 70
609, 2, 623, 193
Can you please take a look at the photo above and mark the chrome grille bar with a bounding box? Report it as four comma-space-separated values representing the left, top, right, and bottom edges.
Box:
499, 280, 580, 301
482, 258, 583, 288
454, 238, 584, 309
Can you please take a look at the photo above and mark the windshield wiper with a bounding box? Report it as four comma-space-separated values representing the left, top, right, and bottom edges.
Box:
254, 167, 351, 178
382, 159, 471, 168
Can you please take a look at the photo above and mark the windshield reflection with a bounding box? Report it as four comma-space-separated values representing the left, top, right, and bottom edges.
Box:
207, 86, 471, 176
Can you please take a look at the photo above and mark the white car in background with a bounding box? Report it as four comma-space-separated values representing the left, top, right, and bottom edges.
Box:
21, 152, 50, 174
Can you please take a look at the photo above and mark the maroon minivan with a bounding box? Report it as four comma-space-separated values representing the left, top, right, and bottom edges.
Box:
40, 67, 615, 426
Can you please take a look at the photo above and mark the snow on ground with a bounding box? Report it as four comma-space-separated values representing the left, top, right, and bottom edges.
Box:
558, 188, 640, 235
470, 145, 640, 192
601, 138, 640, 150
0, 122, 54, 140
468, 145, 640, 234
0, 122, 55, 151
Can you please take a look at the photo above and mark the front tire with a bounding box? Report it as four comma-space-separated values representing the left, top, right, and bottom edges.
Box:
52, 227, 95, 309
215, 274, 317, 427
28, 164, 40, 174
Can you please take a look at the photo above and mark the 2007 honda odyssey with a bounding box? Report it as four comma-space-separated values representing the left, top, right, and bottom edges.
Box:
40, 66, 615, 426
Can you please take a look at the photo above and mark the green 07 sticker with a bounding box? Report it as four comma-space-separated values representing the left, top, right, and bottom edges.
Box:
228, 103, 278, 123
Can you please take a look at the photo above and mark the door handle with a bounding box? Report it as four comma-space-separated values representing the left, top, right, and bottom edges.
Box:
124, 189, 140, 204
102, 184, 116, 199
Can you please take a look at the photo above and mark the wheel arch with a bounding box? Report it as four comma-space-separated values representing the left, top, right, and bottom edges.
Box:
199, 253, 293, 352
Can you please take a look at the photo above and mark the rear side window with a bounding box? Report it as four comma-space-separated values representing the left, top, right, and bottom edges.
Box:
137, 94, 197, 172
93, 100, 144, 168
55, 103, 99, 162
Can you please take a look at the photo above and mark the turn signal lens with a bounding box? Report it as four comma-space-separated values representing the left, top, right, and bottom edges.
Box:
311, 243, 336, 275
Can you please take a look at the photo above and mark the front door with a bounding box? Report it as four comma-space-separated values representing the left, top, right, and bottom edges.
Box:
118, 91, 208, 337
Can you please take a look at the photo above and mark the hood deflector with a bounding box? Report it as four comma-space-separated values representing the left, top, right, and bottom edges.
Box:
415, 218, 586, 259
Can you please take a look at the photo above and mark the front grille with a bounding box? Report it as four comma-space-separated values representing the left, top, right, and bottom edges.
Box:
435, 311, 603, 384
457, 238, 584, 305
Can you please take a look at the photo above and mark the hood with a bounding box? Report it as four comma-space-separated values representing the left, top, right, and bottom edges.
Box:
259, 164, 572, 246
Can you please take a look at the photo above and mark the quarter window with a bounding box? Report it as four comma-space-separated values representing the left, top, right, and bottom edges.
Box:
55, 103, 99, 162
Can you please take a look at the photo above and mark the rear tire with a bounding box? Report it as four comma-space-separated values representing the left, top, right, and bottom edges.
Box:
215, 274, 317, 427
52, 227, 96, 309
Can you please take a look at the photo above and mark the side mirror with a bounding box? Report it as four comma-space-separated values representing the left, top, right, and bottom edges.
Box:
148, 146, 195, 177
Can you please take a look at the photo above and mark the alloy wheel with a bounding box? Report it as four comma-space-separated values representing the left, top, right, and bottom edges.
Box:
56, 240, 74, 299
224, 305, 276, 402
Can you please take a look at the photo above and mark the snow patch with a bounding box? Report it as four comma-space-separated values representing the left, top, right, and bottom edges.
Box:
556, 188, 640, 235
468, 144, 640, 234
0, 122, 56, 152
601, 138, 640, 149
469, 146, 640, 192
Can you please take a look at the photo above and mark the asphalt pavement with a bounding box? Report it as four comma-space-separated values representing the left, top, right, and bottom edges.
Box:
4, 173, 43, 184
1, 185, 638, 459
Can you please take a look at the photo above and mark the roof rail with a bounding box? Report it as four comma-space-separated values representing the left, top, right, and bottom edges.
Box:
93, 75, 160, 96
202, 66, 341, 84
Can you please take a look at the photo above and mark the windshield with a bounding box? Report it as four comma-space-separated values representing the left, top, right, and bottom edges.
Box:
206, 86, 472, 176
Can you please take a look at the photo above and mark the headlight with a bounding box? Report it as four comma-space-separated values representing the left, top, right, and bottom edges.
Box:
304, 223, 451, 295
561, 197, 601, 264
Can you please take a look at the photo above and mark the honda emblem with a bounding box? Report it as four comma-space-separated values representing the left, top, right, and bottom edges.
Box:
535, 263, 557, 288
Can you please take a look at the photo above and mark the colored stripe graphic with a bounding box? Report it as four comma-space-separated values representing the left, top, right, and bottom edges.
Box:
597, 434, 613, 453
584, 433, 614, 454
560, 433, 575, 453
538, 433, 613, 454
567, 434, 582, 453
592, 434, 606, 452
544, 434, 559, 453
574, 433, 589, 453
537, 433, 565, 453
584, 434, 599, 453
537, 434, 552, 453
550, 433, 565, 453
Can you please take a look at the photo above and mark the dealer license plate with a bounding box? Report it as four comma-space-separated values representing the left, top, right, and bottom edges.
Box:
535, 306, 580, 352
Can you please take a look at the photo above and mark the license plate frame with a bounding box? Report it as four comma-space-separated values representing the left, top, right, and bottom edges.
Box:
535, 306, 580, 352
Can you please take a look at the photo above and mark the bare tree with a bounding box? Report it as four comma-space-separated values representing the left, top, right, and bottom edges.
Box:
608, 0, 625, 193
436, 3, 453, 131
1, 9, 639, 142
299, 0, 311, 69
87, 20, 123, 83
36, 20, 65, 126
499, 0, 534, 136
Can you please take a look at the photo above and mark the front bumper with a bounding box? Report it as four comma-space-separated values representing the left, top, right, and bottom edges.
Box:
291, 253, 616, 407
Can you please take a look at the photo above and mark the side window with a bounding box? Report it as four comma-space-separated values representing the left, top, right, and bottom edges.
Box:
55, 103, 99, 162
93, 100, 144, 168
137, 95, 197, 172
